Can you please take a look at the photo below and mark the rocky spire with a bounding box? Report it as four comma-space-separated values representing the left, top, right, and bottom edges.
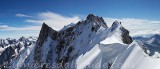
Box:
110, 21, 133, 44
36, 23, 50, 46
86, 14, 108, 28
120, 26, 133, 44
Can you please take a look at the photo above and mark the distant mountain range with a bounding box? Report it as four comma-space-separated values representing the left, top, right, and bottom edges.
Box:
0, 36, 37, 68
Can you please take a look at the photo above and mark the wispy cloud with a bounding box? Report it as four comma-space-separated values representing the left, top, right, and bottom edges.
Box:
16, 14, 32, 17
0, 25, 41, 31
2, 12, 160, 36
1, 12, 81, 31
0, 25, 9, 29
25, 11, 81, 30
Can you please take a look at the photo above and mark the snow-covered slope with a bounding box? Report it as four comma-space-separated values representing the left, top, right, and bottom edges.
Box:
76, 43, 128, 69
111, 41, 160, 69
75, 20, 133, 69
77, 34, 160, 69
74, 17, 160, 69
100, 21, 132, 44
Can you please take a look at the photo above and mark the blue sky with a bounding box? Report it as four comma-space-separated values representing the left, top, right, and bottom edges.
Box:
0, 0, 160, 38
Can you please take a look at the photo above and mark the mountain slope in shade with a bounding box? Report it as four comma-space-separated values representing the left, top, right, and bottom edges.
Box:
21, 14, 132, 69
133, 34, 160, 56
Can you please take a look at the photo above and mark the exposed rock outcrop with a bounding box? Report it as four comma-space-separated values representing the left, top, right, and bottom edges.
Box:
111, 21, 133, 44
120, 26, 133, 44
0, 46, 16, 68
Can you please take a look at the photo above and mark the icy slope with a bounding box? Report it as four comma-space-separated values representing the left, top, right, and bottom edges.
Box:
76, 44, 101, 69
75, 20, 160, 69
76, 43, 128, 69
78, 35, 160, 69
111, 41, 160, 69
76, 21, 132, 69
100, 21, 132, 44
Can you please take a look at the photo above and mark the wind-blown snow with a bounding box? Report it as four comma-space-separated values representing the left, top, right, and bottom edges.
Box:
111, 41, 160, 69
76, 44, 101, 69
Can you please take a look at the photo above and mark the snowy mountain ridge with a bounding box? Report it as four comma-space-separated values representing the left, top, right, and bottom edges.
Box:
1, 14, 160, 69
21, 14, 133, 69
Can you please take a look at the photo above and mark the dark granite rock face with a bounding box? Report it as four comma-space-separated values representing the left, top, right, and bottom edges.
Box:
87, 14, 108, 28
120, 26, 133, 44
36, 23, 50, 46
34, 23, 50, 63
110, 21, 133, 44
34, 23, 58, 63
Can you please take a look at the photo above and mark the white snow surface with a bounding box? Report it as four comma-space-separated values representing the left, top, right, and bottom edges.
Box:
111, 41, 160, 69
100, 35, 122, 44
77, 39, 160, 69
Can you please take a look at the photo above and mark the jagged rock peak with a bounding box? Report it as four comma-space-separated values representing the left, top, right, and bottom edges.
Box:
152, 34, 160, 39
39, 23, 50, 35
19, 36, 26, 41
86, 14, 105, 22
36, 23, 50, 46
42, 23, 49, 29
110, 20, 121, 32
112, 20, 121, 27
86, 14, 96, 20
116, 21, 133, 44
110, 20, 132, 44
86, 14, 108, 28
120, 26, 133, 44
